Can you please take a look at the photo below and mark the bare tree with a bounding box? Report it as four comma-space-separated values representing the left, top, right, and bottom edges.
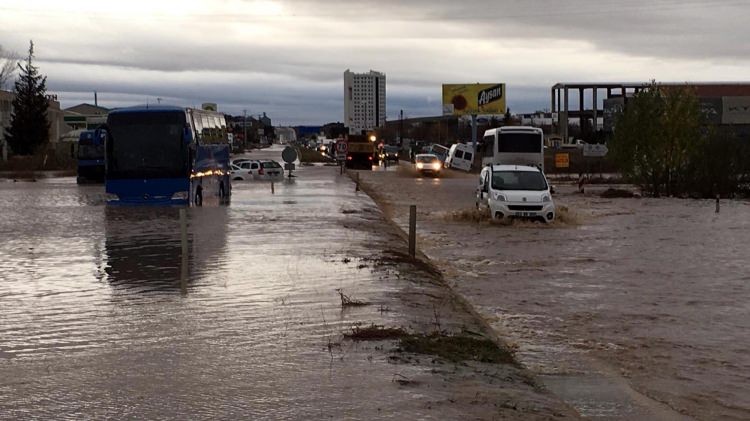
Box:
0, 45, 19, 90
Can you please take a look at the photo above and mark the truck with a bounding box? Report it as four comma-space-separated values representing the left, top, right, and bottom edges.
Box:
75, 129, 106, 184
344, 134, 376, 170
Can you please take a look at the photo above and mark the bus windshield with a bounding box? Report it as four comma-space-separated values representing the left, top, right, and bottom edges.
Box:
498, 133, 542, 153
492, 170, 548, 191
78, 144, 104, 160
108, 112, 187, 179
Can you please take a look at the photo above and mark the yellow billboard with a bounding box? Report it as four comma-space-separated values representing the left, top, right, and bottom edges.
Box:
442, 83, 506, 116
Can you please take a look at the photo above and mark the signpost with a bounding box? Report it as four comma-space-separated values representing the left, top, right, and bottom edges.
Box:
555, 153, 570, 169
281, 146, 298, 178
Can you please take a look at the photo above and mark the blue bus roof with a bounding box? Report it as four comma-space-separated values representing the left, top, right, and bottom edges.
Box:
109, 105, 186, 114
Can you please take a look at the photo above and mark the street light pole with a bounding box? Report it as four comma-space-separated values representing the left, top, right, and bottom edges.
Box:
243, 109, 248, 149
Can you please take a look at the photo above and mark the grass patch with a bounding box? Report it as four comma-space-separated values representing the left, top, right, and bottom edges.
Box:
344, 324, 408, 340
343, 324, 517, 365
336, 288, 369, 307
399, 333, 515, 364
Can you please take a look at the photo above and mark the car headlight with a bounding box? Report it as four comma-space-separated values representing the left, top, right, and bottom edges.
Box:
433, 163, 441, 170
416, 163, 424, 169
493, 193, 506, 201
542, 194, 551, 203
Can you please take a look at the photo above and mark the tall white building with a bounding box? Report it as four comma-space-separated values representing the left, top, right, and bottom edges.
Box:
344, 69, 386, 135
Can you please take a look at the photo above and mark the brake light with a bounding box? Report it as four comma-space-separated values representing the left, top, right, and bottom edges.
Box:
347, 156, 353, 160
368, 156, 373, 161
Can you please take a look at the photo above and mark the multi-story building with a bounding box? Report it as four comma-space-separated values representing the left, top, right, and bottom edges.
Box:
344, 69, 386, 135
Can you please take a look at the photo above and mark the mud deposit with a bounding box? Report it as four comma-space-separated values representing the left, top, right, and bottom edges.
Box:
0, 155, 576, 420
358, 164, 750, 420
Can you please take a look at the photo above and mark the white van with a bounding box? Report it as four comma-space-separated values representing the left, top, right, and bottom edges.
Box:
476, 164, 555, 223
445, 143, 474, 172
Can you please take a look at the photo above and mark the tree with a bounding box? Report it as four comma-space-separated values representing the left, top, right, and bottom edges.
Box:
0, 44, 19, 90
610, 81, 702, 196
5, 41, 50, 155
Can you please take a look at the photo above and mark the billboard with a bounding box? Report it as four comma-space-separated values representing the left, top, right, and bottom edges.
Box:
442, 83, 506, 116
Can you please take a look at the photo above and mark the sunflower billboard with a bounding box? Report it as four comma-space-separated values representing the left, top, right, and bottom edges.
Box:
442, 83, 506, 116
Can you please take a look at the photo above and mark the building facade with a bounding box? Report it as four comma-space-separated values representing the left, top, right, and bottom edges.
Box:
344, 69, 386, 135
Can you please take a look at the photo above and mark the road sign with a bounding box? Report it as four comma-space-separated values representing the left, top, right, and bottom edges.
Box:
555, 153, 570, 169
335, 141, 348, 153
281, 146, 298, 163
583, 144, 609, 157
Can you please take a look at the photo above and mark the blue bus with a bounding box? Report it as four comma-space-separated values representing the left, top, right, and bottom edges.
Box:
104, 105, 231, 205
75, 129, 105, 184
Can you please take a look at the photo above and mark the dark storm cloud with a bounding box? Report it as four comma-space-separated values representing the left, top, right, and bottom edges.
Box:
3, 0, 747, 124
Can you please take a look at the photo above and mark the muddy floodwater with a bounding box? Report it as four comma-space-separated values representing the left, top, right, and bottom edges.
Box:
359, 166, 750, 420
0, 151, 577, 420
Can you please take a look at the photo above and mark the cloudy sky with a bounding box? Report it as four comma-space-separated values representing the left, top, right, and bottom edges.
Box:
1, 0, 748, 125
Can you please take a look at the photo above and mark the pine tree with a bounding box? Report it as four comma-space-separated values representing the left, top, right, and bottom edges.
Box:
5, 41, 49, 155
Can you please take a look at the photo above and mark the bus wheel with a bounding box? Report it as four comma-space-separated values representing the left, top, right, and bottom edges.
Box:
194, 187, 203, 206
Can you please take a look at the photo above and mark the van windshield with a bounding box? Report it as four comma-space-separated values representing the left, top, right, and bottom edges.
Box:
492, 170, 548, 191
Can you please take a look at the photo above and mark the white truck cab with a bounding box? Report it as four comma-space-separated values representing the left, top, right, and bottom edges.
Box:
476, 164, 555, 223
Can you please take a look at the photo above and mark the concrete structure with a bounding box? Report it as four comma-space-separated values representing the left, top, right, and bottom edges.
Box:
63, 103, 109, 131
344, 69, 386, 135
552, 82, 750, 141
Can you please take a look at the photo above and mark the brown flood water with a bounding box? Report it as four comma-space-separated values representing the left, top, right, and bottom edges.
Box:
359, 165, 750, 420
0, 160, 577, 420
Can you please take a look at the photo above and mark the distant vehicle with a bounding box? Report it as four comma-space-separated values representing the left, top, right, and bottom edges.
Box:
104, 105, 231, 205
229, 163, 252, 181
414, 153, 442, 177
255, 160, 284, 181
481, 126, 545, 170
75, 129, 105, 184
381, 145, 400, 162
428, 144, 450, 163
445, 143, 474, 172
345, 135, 376, 170
233, 159, 283, 181
560, 139, 587, 149
476, 164, 555, 223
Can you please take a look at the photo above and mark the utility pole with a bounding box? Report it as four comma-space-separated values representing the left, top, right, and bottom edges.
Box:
399, 109, 403, 147
243, 109, 248, 148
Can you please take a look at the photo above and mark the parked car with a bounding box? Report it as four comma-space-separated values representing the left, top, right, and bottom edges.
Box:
414, 153, 442, 177
476, 164, 555, 223
256, 159, 284, 181
229, 163, 252, 181
232, 158, 252, 166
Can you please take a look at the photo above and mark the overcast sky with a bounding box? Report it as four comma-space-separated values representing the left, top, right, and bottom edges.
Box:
1, 0, 748, 125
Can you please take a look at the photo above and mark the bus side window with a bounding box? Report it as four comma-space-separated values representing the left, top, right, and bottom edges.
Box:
483, 135, 494, 157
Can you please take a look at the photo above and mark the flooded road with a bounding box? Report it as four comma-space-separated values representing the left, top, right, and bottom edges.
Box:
0, 147, 576, 419
358, 164, 750, 420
